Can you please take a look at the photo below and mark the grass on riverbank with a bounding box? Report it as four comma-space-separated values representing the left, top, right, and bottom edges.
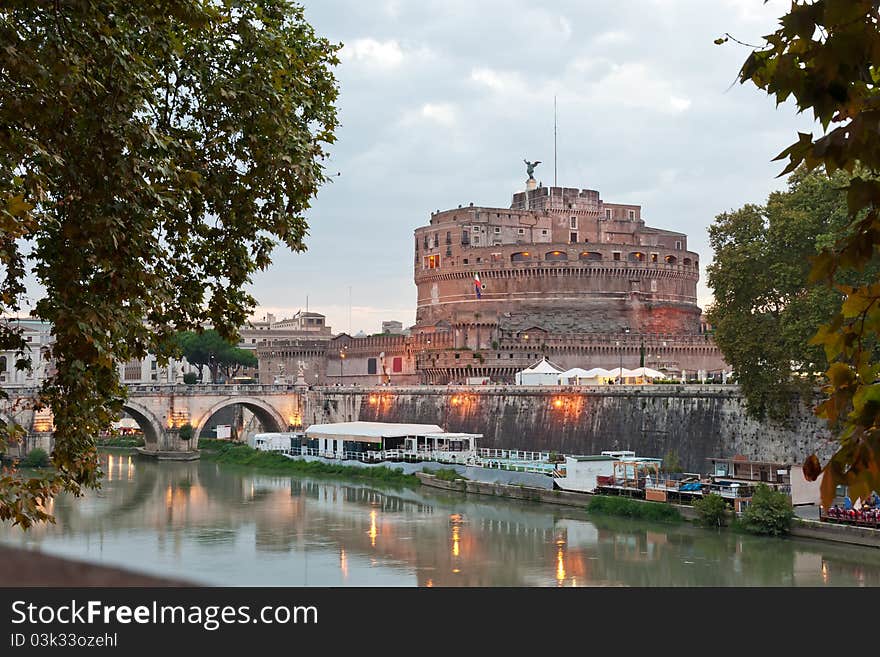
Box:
198, 439, 419, 486
587, 495, 683, 522
97, 435, 145, 449
422, 467, 468, 481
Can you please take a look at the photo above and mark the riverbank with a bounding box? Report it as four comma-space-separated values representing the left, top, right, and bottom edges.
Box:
416, 472, 880, 548
197, 439, 420, 486
415, 472, 697, 520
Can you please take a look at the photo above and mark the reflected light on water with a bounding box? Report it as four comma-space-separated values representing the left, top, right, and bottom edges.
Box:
107, 454, 114, 482
556, 548, 566, 584
127, 456, 133, 481
340, 549, 348, 579
452, 524, 460, 557
822, 561, 828, 584
369, 510, 377, 547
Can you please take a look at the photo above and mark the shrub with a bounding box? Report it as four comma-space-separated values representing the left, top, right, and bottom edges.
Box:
178, 423, 194, 441
423, 467, 467, 481
587, 495, 682, 522
21, 448, 50, 468
662, 449, 683, 473
198, 438, 419, 486
183, 372, 198, 385
694, 493, 728, 527
740, 483, 794, 536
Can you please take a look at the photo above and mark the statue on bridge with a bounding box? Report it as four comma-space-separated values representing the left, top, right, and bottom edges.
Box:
524, 159, 541, 180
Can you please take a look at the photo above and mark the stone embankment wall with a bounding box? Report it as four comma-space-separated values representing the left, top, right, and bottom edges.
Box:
302, 384, 836, 471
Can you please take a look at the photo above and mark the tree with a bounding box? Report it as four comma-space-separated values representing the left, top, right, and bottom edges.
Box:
175, 329, 258, 381
722, 1, 880, 506
739, 483, 794, 536
0, 1, 339, 527
706, 168, 874, 422
694, 493, 728, 528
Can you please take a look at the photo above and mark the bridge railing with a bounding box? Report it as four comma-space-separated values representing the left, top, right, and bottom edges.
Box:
125, 383, 297, 395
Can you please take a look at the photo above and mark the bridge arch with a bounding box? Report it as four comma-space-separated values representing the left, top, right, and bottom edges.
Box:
193, 397, 287, 442
121, 400, 164, 450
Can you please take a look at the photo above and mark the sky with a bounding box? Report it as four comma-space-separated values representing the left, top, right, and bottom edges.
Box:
247, 0, 817, 335
12, 1, 819, 335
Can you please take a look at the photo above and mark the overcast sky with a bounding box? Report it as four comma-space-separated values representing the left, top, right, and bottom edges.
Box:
247, 0, 817, 335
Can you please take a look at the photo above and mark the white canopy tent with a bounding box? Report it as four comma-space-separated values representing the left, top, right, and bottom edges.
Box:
607, 366, 665, 383
515, 358, 565, 385
558, 367, 614, 385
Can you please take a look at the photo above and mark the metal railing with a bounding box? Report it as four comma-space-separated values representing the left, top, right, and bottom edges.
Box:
478, 448, 551, 461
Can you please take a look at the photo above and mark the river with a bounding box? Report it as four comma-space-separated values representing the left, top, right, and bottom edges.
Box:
1, 451, 879, 586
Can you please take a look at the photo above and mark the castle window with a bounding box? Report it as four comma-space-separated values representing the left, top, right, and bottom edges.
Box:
518, 228, 525, 235
461, 231, 470, 245
446, 231, 452, 244
569, 232, 578, 243
570, 216, 577, 229
605, 209, 612, 219
424, 254, 441, 269
665, 255, 677, 264
650, 280, 658, 292
393, 357, 403, 373
628, 251, 645, 262
579, 251, 602, 261
463, 258, 469, 265
675, 240, 682, 250
613, 252, 621, 261
628, 210, 636, 220
494, 226, 501, 234
367, 358, 377, 375
511, 252, 530, 262
541, 229, 548, 235
651, 253, 658, 263
683, 258, 692, 266
473, 236, 480, 246
545, 250, 568, 261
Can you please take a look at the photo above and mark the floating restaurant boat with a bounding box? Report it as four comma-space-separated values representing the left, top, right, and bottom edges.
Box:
267, 421, 483, 465
247, 423, 813, 511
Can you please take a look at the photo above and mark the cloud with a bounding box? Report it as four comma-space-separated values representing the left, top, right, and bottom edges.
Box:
669, 96, 692, 112
470, 67, 525, 94
341, 38, 405, 69
420, 103, 456, 125
593, 30, 631, 46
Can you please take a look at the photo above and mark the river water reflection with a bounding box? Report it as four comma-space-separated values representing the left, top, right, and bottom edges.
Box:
2, 452, 880, 586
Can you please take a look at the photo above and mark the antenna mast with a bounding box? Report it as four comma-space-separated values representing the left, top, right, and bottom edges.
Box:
554, 95, 557, 187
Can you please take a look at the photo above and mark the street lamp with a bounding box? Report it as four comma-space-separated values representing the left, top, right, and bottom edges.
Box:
617, 328, 630, 384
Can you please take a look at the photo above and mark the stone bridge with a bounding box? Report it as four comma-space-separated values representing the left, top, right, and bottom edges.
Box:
0, 384, 303, 459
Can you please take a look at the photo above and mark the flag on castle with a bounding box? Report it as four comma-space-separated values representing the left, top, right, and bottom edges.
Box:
474, 273, 484, 299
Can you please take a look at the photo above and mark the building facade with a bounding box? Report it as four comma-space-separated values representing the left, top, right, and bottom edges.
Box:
257, 180, 727, 385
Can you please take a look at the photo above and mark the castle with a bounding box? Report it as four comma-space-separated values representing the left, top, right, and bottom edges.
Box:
256, 175, 727, 385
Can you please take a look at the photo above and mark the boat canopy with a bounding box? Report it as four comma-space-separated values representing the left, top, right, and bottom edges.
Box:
305, 421, 446, 444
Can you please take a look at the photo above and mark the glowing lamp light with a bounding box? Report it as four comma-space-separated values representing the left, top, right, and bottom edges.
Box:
552, 398, 565, 409
368, 395, 379, 405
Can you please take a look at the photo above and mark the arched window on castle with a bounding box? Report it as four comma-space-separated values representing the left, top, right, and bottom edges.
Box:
579, 251, 602, 261
683, 258, 692, 266
628, 252, 645, 262
665, 255, 677, 264
511, 252, 531, 262
545, 250, 568, 261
